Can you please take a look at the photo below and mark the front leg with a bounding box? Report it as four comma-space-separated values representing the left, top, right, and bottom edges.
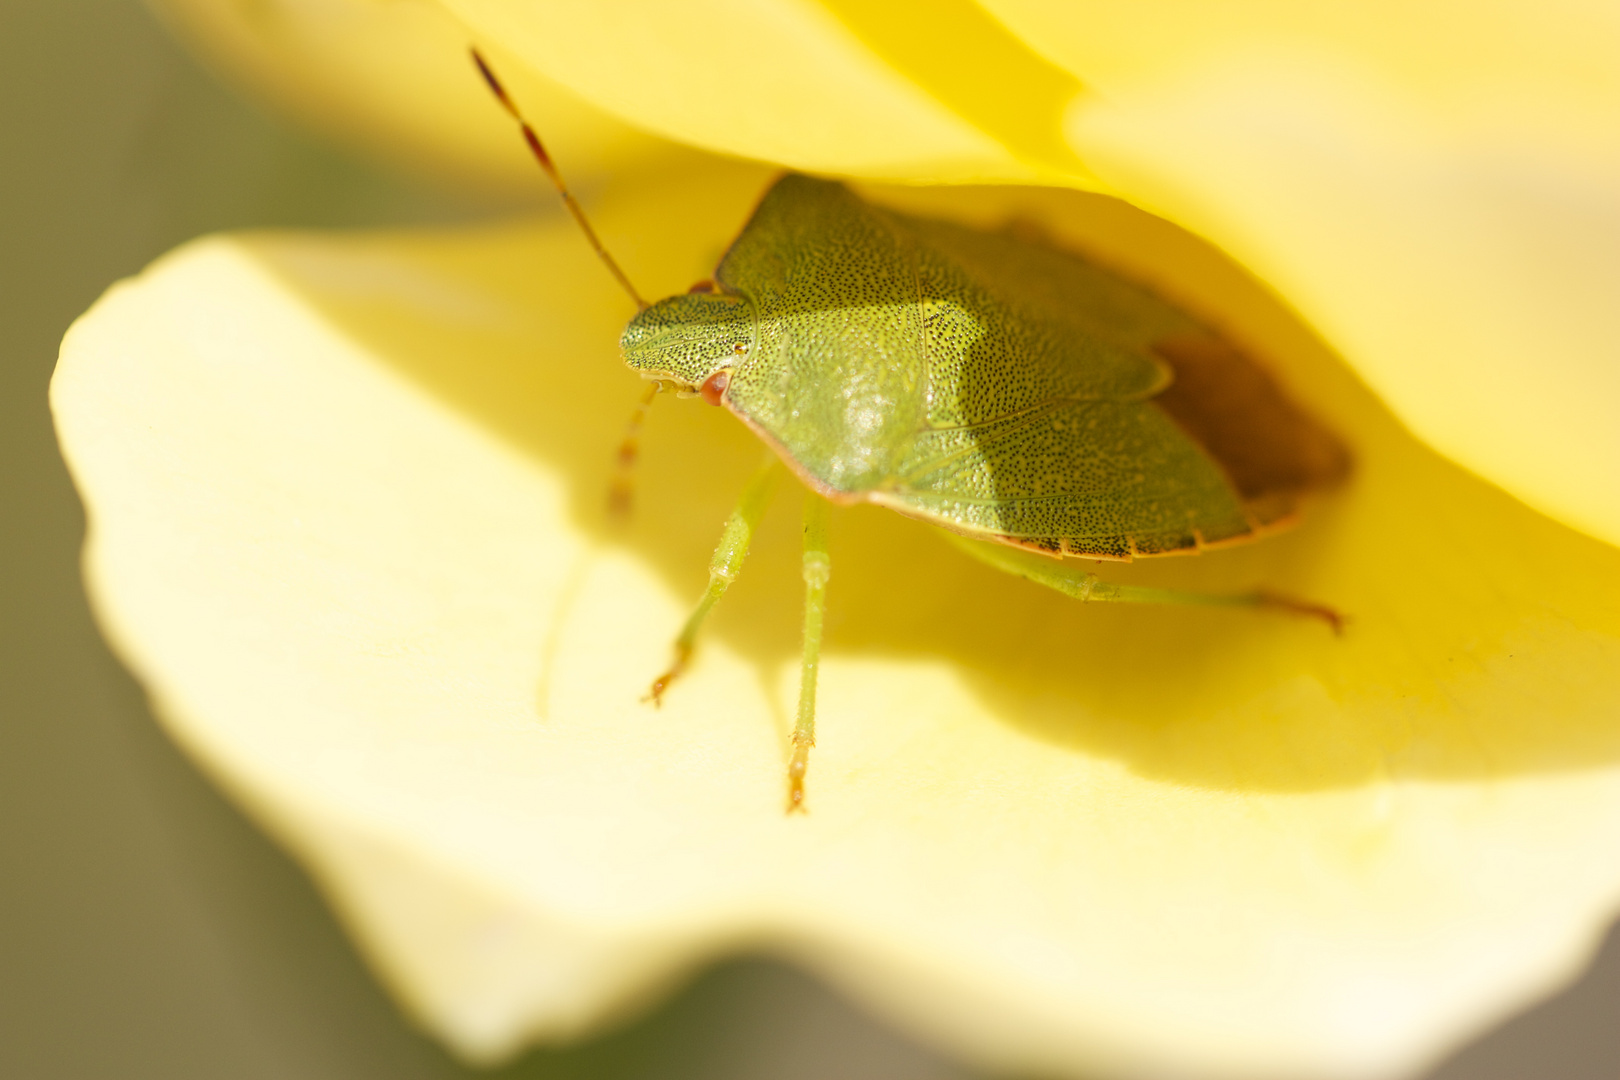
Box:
646, 454, 780, 704
787, 493, 832, 813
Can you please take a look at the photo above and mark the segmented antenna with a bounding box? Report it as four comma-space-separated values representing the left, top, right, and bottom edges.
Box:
471, 49, 648, 311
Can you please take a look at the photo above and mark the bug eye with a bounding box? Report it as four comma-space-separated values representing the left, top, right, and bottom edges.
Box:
733, 342, 748, 355
687, 278, 718, 294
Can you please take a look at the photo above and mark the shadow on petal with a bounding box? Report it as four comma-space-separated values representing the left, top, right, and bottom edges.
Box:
250, 160, 1620, 797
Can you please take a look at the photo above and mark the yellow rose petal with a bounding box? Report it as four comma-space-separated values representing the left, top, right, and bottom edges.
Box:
54, 165, 1620, 1079
979, 0, 1620, 137
1065, 63, 1620, 552
973, 0, 1620, 547
148, 0, 676, 193
435, 0, 1067, 182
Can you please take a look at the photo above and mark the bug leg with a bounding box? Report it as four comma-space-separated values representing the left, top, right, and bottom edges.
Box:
943, 533, 1345, 634
1084, 578, 1344, 634
787, 494, 831, 813
645, 455, 779, 705
607, 382, 660, 518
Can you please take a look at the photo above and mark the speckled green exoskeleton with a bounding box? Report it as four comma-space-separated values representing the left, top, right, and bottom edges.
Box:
476, 52, 1348, 812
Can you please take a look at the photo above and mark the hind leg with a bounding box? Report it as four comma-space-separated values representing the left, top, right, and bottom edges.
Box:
944, 532, 1343, 634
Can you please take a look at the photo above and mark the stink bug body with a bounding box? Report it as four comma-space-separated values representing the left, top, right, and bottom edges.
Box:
475, 52, 1348, 812
621, 175, 1347, 562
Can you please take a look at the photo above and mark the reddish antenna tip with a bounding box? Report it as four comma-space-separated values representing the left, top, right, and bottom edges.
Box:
469, 49, 507, 105
1256, 591, 1347, 636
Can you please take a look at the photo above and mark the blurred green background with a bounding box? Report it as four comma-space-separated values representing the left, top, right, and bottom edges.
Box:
2, 1, 1616, 1077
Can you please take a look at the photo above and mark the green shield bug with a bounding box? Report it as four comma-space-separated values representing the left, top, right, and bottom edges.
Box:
474, 51, 1348, 812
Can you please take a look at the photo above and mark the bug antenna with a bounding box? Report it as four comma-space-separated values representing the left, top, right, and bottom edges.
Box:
471, 48, 648, 311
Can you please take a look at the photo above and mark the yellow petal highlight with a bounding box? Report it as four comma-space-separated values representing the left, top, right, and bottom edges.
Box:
980, 0, 1620, 137
54, 165, 1620, 1079
778, 0, 1087, 178
435, 0, 1046, 182
148, 0, 676, 194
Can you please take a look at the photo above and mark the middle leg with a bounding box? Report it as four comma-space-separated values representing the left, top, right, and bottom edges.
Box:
646, 454, 780, 704
787, 492, 832, 812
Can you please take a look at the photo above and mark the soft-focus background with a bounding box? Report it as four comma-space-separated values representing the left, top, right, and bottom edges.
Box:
3, 1, 1617, 1076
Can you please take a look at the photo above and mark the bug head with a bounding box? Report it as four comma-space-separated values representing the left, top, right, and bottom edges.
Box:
619, 291, 755, 395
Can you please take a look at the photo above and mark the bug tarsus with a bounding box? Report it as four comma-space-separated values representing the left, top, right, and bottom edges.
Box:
643, 644, 691, 707
1253, 590, 1346, 636
786, 737, 812, 814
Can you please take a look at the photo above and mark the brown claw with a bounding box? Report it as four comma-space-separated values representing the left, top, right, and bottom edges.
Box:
1256, 591, 1347, 636
642, 645, 691, 707
785, 740, 811, 814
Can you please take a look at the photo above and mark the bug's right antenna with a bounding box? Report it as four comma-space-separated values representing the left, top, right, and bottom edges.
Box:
472, 49, 648, 311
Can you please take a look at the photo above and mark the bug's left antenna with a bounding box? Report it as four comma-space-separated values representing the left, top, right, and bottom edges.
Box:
472, 49, 649, 311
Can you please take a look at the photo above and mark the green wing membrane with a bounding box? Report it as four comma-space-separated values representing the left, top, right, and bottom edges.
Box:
880, 398, 1254, 559
901, 214, 1179, 419
718, 176, 1296, 560
879, 210, 1255, 558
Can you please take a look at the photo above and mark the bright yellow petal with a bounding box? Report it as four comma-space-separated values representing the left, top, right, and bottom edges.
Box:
980, 0, 1620, 549
980, 0, 1620, 132
54, 165, 1620, 1079
434, 0, 1078, 183
148, 0, 677, 194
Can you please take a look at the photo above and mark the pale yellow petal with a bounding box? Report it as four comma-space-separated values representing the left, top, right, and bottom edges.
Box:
54, 165, 1620, 1079
147, 0, 676, 194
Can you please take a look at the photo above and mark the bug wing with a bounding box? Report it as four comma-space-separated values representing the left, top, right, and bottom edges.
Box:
873, 397, 1256, 559
708, 178, 1346, 556
716, 176, 930, 495
872, 212, 1318, 559
899, 214, 1185, 421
